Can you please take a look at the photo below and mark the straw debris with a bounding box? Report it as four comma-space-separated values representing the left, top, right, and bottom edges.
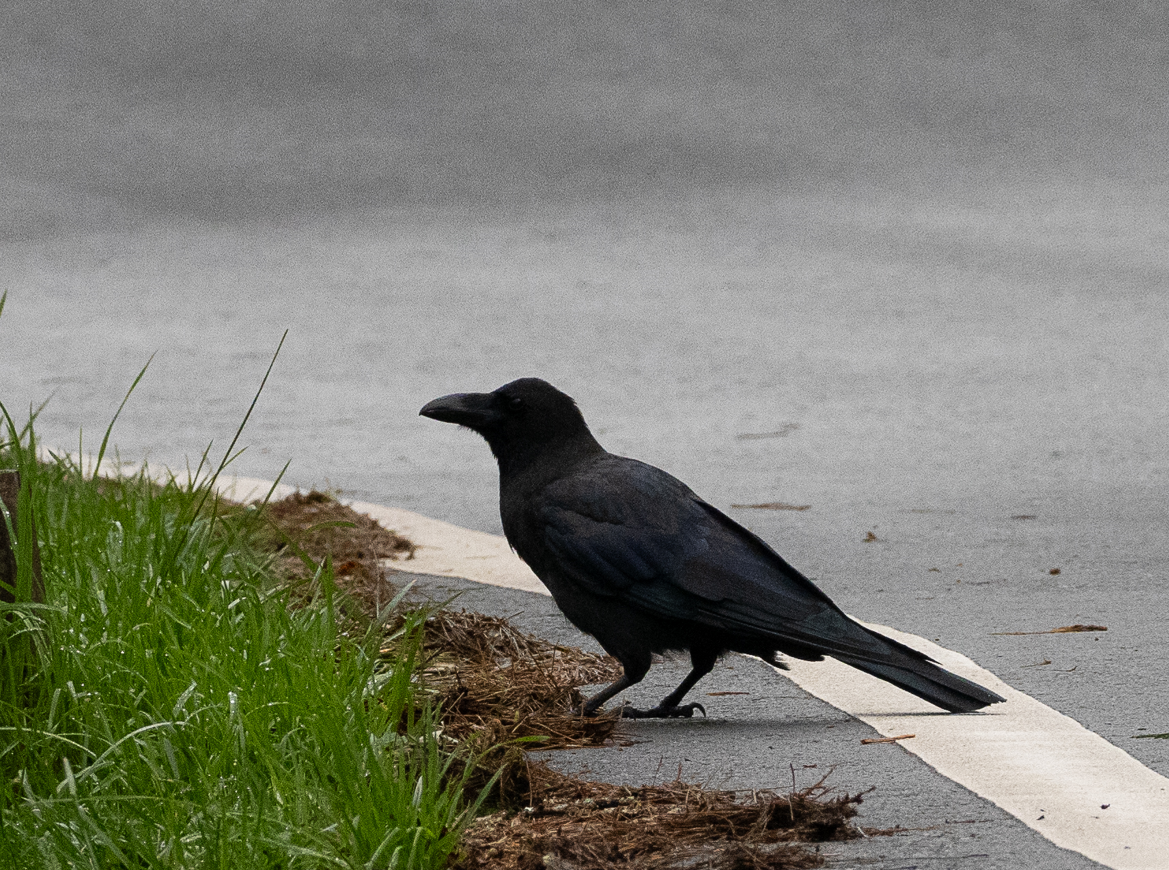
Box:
455, 762, 864, 870
260, 489, 414, 604
992, 623, 1107, 636
415, 608, 624, 748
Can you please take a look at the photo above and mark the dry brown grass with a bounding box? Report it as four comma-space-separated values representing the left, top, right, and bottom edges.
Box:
415, 608, 624, 748
455, 762, 864, 870
259, 489, 413, 609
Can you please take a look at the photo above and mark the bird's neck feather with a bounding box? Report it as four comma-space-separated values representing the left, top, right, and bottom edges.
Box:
492, 431, 604, 488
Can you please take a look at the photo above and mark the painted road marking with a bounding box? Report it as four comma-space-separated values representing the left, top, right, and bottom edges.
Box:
783, 634, 1169, 870
59, 462, 1169, 870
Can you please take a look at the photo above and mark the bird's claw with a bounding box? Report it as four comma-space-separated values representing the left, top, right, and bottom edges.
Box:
618, 702, 706, 719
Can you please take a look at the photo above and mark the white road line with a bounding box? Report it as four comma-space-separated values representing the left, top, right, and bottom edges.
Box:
783, 638, 1169, 870
60, 461, 1169, 870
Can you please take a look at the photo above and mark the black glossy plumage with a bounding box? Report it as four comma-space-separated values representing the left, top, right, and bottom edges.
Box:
420, 377, 1004, 718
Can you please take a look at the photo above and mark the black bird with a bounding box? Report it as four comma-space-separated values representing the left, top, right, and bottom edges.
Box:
420, 378, 1004, 718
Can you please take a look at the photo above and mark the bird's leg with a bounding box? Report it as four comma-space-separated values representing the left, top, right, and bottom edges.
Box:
619, 648, 718, 719
578, 673, 635, 716
577, 652, 651, 717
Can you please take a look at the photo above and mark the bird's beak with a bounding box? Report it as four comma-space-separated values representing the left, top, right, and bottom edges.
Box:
419, 391, 501, 429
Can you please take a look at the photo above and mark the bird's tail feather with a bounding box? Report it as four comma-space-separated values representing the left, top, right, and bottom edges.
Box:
729, 607, 1005, 712
838, 652, 1004, 713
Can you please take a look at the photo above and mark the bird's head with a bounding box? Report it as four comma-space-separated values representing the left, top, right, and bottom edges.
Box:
420, 377, 602, 472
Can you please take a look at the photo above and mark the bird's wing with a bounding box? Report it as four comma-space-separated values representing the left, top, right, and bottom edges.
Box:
537, 456, 887, 658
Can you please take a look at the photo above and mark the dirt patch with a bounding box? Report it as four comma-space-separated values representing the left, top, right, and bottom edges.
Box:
455, 762, 865, 870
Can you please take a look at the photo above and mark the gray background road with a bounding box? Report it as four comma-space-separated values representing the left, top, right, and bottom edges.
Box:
2, 2, 1167, 864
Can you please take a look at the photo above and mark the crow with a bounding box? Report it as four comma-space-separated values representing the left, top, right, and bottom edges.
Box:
420, 377, 1004, 718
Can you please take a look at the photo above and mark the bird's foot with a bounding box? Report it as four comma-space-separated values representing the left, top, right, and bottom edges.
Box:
572, 701, 613, 717
618, 702, 706, 719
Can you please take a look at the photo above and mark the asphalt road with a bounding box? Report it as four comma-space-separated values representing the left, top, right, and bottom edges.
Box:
3, 2, 1168, 865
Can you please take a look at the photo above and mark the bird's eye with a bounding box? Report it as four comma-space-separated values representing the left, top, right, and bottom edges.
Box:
507, 396, 525, 412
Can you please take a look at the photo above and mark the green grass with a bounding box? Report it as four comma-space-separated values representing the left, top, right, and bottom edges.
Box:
0, 412, 481, 869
